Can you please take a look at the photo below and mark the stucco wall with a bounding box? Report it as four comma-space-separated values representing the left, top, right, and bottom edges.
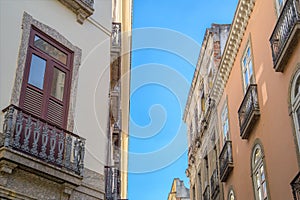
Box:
220, 0, 299, 199
0, 0, 112, 174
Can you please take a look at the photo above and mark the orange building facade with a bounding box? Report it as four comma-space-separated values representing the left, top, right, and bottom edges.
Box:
184, 0, 300, 199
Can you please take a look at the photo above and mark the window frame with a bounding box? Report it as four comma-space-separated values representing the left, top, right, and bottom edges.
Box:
19, 26, 74, 128
228, 189, 236, 200
11, 12, 81, 131
251, 144, 269, 200
291, 69, 300, 154
241, 41, 255, 93
275, 0, 286, 16
221, 100, 230, 144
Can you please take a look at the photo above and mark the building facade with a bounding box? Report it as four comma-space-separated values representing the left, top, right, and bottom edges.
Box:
184, 0, 300, 200
168, 178, 190, 200
0, 0, 131, 199
184, 24, 230, 200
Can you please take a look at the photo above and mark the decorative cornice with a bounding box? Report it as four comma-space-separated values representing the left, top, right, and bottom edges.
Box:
57, 0, 94, 24
211, 0, 256, 104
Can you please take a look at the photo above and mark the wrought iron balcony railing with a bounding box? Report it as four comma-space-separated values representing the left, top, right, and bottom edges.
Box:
112, 23, 121, 49
203, 184, 210, 200
210, 168, 219, 199
219, 140, 233, 182
81, 0, 94, 8
291, 171, 300, 200
105, 166, 120, 200
1, 104, 85, 176
270, 0, 300, 72
238, 84, 260, 139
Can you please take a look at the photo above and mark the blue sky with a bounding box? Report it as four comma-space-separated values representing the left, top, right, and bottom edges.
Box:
128, 1, 238, 199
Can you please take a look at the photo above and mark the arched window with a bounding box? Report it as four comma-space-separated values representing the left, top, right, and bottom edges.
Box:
228, 189, 235, 200
291, 69, 300, 153
252, 144, 269, 200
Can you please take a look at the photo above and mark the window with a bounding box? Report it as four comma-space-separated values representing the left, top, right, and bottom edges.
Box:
201, 93, 205, 113
195, 106, 199, 134
252, 144, 269, 200
198, 172, 202, 199
20, 26, 73, 128
241, 44, 254, 92
192, 185, 196, 200
228, 189, 235, 200
291, 69, 300, 153
275, 0, 286, 15
221, 103, 230, 143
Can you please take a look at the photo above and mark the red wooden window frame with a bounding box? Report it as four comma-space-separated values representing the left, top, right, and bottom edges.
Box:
20, 26, 73, 129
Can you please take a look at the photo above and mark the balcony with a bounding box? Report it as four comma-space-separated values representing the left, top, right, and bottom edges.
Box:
270, 0, 300, 72
238, 84, 260, 139
203, 184, 210, 200
1, 104, 85, 177
58, 0, 95, 24
210, 169, 219, 199
112, 22, 122, 49
219, 141, 233, 182
105, 166, 120, 200
291, 171, 300, 200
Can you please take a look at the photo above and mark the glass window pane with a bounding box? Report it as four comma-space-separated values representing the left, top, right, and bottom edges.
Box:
34, 35, 67, 65
260, 166, 265, 181
249, 60, 253, 76
245, 69, 249, 87
263, 182, 267, 199
28, 54, 46, 89
51, 68, 65, 101
247, 47, 251, 57
294, 76, 300, 98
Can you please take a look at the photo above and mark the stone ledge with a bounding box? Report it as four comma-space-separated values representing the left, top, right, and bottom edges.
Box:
0, 185, 36, 200
57, 0, 95, 24
0, 147, 82, 186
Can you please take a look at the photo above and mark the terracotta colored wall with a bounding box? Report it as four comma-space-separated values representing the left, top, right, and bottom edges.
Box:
220, 0, 299, 199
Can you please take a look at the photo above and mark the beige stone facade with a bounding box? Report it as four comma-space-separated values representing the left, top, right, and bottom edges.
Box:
184, 24, 230, 200
168, 178, 190, 200
184, 0, 300, 200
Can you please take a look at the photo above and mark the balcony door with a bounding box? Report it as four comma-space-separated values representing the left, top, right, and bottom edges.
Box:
20, 26, 73, 128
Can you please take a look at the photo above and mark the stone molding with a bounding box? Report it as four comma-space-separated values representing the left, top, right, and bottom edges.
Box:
211, 0, 256, 105
0, 185, 36, 200
0, 147, 82, 186
11, 12, 82, 132
57, 0, 95, 24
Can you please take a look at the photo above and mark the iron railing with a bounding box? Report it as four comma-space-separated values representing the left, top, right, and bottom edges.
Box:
238, 84, 260, 139
219, 141, 233, 182
291, 171, 300, 200
210, 168, 219, 199
270, 0, 300, 72
81, 0, 94, 8
105, 166, 120, 200
1, 104, 85, 176
112, 23, 121, 48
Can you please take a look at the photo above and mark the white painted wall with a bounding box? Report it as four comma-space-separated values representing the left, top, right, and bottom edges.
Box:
0, 0, 112, 174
